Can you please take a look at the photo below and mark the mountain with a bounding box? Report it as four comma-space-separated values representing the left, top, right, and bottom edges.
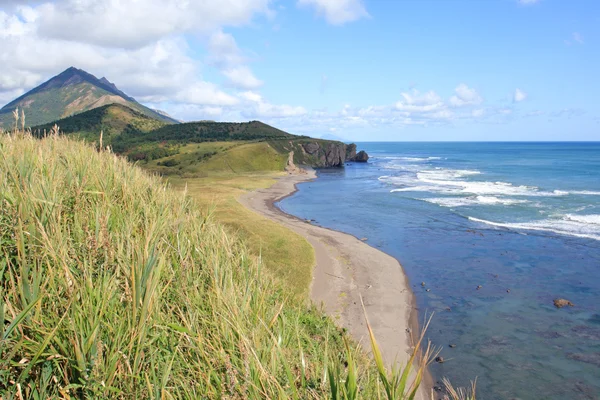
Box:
0, 67, 178, 127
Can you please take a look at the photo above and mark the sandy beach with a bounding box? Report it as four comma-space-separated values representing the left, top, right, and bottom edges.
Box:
239, 169, 431, 399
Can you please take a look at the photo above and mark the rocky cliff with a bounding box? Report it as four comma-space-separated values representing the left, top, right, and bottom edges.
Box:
269, 139, 369, 168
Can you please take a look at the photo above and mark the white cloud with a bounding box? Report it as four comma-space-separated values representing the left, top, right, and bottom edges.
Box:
34, 0, 272, 49
517, 0, 541, 5
239, 91, 263, 103
223, 66, 264, 89
240, 90, 306, 118
0, 1, 281, 121
297, 0, 368, 25
206, 30, 263, 90
449, 84, 483, 107
207, 30, 247, 68
513, 88, 527, 103
472, 109, 485, 117
252, 103, 307, 118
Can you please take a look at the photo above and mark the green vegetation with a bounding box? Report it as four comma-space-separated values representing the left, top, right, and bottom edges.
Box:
33, 104, 166, 144
143, 142, 287, 177
0, 112, 477, 399
29, 107, 310, 169
0, 129, 439, 399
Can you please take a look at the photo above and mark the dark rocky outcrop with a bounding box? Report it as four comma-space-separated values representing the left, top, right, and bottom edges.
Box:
271, 137, 370, 168
352, 150, 369, 162
281, 140, 369, 168
301, 141, 347, 167
346, 143, 357, 160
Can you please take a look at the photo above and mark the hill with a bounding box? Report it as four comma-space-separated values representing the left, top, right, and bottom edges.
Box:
0, 132, 437, 398
0, 67, 178, 127
32, 103, 166, 141
29, 105, 362, 171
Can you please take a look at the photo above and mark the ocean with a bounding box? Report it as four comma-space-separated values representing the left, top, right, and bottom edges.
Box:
277, 142, 600, 400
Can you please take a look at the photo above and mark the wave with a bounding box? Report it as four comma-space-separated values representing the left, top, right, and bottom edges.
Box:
423, 196, 529, 207
571, 191, 600, 196
386, 168, 569, 197
564, 214, 600, 225
468, 216, 600, 241
378, 156, 443, 162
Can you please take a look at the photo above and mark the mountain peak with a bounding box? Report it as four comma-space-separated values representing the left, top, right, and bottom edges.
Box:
0, 67, 178, 127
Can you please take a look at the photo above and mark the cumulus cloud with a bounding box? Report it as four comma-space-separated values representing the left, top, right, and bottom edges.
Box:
240, 90, 306, 118
34, 0, 272, 49
513, 88, 527, 103
449, 84, 483, 107
297, 0, 369, 25
395, 89, 444, 112
0, 1, 287, 121
222, 66, 264, 90
206, 30, 263, 90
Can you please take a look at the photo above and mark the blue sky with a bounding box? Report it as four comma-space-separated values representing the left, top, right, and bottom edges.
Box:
0, 0, 598, 140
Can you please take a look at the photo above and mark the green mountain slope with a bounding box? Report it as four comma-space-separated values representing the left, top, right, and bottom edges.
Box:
0, 67, 178, 127
33, 103, 166, 142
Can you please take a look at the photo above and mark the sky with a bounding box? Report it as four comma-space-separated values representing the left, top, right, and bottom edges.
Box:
0, 0, 598, 141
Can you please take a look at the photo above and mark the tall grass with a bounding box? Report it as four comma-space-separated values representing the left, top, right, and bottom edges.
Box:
0, 111, 476, 399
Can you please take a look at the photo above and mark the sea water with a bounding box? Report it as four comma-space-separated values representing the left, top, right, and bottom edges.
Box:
278, 142, 600, 400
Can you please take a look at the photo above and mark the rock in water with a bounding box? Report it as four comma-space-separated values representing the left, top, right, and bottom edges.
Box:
353, 150, 369, 162
435, 356, 444, 363
554, 298, 574, 308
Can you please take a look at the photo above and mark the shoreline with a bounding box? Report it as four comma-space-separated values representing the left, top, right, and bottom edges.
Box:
239, 169, 432, 399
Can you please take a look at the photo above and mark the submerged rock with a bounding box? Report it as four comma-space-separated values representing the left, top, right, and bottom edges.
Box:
554, 298, 574, 308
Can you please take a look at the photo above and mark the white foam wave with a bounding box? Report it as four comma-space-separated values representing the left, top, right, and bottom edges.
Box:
423, 196, 529, 207
469, 216, 600, 241
571, 190, 600, 196
564, 214, 600, 225
380, 156, 443, 162
413, 169, 569, 197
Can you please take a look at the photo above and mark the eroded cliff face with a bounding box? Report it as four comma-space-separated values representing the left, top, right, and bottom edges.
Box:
269, 139, 369, 168
302, 142, 347, 167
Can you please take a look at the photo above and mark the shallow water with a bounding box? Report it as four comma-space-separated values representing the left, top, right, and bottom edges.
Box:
278, 142, 600, 400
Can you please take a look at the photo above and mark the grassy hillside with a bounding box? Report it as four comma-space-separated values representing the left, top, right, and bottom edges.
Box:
109, 120, 303, 155
32, 103, 166, 142
29, 107, 314, 171
0, 67, 177, 127
143, 141, 287, 176
0, 131, 461, 399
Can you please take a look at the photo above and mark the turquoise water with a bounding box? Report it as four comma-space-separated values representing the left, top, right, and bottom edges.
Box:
278, 142, 600, 399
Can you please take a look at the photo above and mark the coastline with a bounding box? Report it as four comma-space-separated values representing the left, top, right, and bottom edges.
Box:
239, 168, 432, 399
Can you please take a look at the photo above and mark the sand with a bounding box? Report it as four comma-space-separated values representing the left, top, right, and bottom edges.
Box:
239, 169, 431, 399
